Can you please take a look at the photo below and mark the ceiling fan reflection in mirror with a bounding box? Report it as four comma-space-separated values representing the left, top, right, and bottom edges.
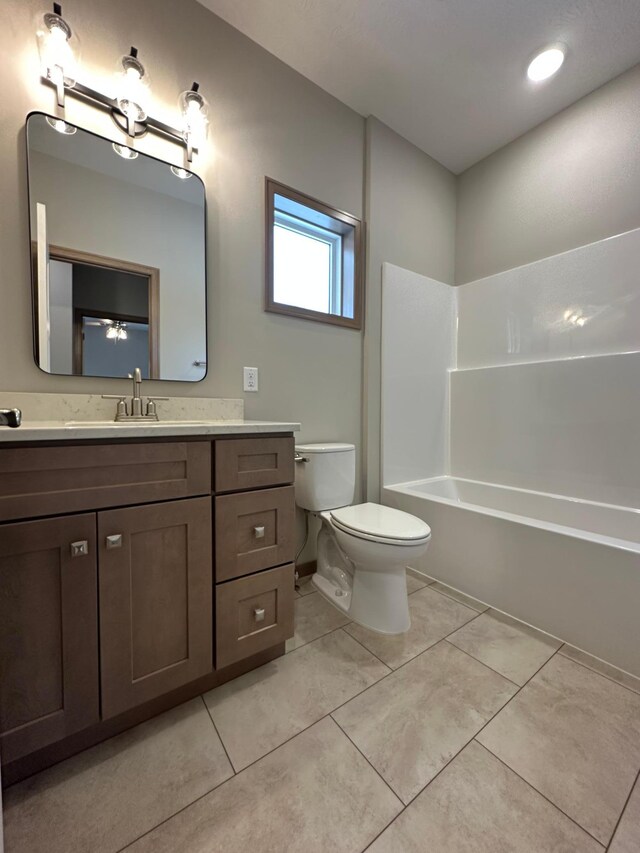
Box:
84, 318, 129, 341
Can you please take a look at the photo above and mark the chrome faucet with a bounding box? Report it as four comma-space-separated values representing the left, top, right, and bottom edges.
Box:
0, 408, 21, 428
102, 368, 168, 422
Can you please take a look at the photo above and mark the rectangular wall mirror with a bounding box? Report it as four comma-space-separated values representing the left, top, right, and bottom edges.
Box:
26, 112, 207, 381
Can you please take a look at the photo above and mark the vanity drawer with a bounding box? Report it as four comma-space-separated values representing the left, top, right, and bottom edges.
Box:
215, 486, 295, 582
216, 563, 294, 668
214, 436, 294, 493
0, 442, 211, 522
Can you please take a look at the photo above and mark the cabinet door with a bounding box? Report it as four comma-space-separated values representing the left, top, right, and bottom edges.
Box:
0, 514, 99, 763
99, 497, 213, 719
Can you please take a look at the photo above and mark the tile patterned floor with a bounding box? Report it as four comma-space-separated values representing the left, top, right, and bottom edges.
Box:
3, 575, 640, 853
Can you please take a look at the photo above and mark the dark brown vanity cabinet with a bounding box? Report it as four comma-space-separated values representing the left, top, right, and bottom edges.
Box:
0, 433, 296, 781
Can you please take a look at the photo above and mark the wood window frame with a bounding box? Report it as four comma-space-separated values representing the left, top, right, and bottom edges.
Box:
49, 245, 161, 379
264, 178, 363, 330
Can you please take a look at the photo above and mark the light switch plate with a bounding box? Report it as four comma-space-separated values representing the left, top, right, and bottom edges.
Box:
243, 366, 259, 392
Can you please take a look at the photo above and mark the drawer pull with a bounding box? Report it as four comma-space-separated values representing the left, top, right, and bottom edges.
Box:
70, 540, 89, 558
254, 607, 266, 622
106, 534, 123, 549
253, 525, 265, 539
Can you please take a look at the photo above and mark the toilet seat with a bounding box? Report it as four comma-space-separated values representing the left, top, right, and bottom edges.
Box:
330, 502, 431, 546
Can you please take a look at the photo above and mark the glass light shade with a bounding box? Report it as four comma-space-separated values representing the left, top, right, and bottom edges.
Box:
170, 165, 192, 180
178, 89, 209, 150
112, 143, 138, 160
115, 54, 150, 121
36, 10, 80, 88
106, 322, 127, 341
45, 116, 77, 135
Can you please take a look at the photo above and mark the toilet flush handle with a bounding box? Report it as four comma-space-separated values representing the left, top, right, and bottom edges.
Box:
294, 453, 308, 463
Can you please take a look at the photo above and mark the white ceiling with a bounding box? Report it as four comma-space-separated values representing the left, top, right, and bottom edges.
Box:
196, 0, 640, 173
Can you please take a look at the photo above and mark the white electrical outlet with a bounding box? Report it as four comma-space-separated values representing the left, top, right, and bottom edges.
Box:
243, 366, 259, 392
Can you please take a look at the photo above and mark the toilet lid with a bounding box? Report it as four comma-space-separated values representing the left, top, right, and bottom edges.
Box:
330, 503, 431, 544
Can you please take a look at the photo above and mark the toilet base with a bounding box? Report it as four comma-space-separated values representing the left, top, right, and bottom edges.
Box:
349, 563, 410, 635
313, 522, 412, 635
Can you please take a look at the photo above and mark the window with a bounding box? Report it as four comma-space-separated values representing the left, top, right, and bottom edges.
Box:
265, 179, 363, 329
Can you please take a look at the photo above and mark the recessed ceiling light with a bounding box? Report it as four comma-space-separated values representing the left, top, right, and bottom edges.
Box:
527, 46, 565, 82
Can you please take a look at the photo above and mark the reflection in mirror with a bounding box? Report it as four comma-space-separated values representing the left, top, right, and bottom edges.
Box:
27, 113, 207, 381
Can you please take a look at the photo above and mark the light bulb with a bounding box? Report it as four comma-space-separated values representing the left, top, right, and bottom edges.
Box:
527, 46, 565, 82
36, 9, 80, 88
115, 52, 150, 122
45, 116, 77, 134
178, 86, 209, 151
170, 165, 192, 180
106, 326, 117, 339
112, 143, 138, 160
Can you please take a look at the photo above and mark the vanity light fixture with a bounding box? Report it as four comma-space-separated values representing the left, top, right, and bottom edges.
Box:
45, 116, 76, 134
527, 45, 566, 82
114, 48, 151, 137
36, 4, 208, 162
36, 2, 80, 107
112, 143, 139, 160
178, 83, 209, 162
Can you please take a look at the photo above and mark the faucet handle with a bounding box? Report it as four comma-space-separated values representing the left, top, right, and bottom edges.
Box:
102, 395, 128, 420
145, 397, 168, 418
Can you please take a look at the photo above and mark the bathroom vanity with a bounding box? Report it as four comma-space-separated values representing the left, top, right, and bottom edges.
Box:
0, 421, 298, 785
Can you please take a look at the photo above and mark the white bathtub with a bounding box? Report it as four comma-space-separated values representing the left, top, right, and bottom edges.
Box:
384, 476, 640, 677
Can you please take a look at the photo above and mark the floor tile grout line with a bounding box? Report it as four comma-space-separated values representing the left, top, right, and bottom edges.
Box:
286, 619, 352, 654
474, 740, 607, 848
557, 649, 640, 699
605, 766, 640, 851
200, 694, 236, 775
330, 714, 406, 806
343, 603, 485, 679
442, 638, 527, 688
113, 765, 238, 853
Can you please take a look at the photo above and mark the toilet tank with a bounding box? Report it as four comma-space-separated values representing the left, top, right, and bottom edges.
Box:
295, 443, 356, 511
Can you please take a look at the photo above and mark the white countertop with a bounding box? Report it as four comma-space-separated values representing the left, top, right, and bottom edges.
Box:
0, 419, 300, 443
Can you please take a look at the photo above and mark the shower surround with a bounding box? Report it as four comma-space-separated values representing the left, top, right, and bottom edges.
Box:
381, 228, 640, 676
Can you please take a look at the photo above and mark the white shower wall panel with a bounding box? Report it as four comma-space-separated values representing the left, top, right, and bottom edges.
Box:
381, 262, 456, 487
457, 227, 640, 369
450, 352, 640, 508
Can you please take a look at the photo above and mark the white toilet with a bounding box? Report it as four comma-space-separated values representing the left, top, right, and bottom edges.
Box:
295, 443, 431, 634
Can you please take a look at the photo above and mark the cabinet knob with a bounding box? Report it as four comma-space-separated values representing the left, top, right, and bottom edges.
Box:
254, 607, 265, 622
106, 534, 123, 549
253, 525, 265, 539
70, 540, 89, 558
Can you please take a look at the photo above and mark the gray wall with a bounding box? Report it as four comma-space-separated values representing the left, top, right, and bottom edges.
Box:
364, 118, 457, 500
0, 0, 365, 473
456, 64, 640, 284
